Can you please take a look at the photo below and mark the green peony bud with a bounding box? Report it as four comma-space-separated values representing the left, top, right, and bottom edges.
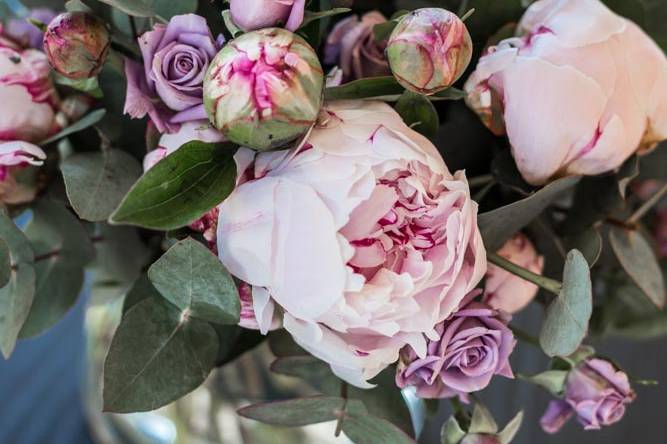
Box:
387, 8, 473, 95
203, 28, 324, 151
43, 12, 110, 80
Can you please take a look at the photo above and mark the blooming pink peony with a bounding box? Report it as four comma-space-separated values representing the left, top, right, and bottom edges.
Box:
465, 0, 667, 185
217, 100, 486, 387
0, 141, 46, 204
483, 233, 544, 314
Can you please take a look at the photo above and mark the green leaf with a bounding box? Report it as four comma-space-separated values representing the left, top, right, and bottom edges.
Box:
374, 20, 398, 42
20, 200, 95, 338
441, 416, 467, 444
90, 224, 150, 286
40, 109, 106, 145
342, 412, 418, 444
300, 8, 351, 28
432, 87, 467, 101
93, 0, 155, 17
122, 274, 161, 315
518, 370, 568, 396
498, 411, 524, 444
148, 238, 241, 325
0, 239, 9, 288
479, 176, 580, 251
110, 141, 237, 230
539, 250, 593, 357
0, 211, 35, 358
103, 297, 219, 413
469, 403, 498, 435
154, 0, 197, 19
62, 149, 142, 222
213, 324, 265, 366
609, 226, 666, 308
325, 76, 405, 101
55, 75, 103, 99
562, 345, 596, 367
395, 91, 439, 139
564, 226, 603, 267
238, 396, 365, 426
268, 329, 307, 357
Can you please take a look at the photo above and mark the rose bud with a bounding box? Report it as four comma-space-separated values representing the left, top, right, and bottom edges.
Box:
387, 8, 472, 95
324, 11, 391, 82
396, 299, 516, 398
7, 8, 57, 50
43, 12, 110, 80
540, 358, 636, 433
204, 28, 324, 151
217, 101, 486, 387
230, 0, 306, 32
483, 233, 544, 314
465, 0, 667, 186
0, 141, 46, 204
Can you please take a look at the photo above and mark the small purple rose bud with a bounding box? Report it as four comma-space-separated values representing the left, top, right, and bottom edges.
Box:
43, 12, 110, 80
203, 28, 324, 151
387, 8, 473, 95
230, 0, 306, 32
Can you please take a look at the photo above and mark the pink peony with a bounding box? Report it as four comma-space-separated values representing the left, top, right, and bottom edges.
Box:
483, 233, 544, 314
465, 0, 667, 185
0, 141, 46, 204
216, 100, 486, 387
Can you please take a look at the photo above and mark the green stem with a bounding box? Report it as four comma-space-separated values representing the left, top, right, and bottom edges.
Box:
627, 182, 667, 225
334, 382, 348, 437
458, 0, 470, 17
488, 251, 562, 296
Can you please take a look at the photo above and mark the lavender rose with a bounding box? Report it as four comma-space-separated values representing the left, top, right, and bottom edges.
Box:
7, 8, 56, 50
396, 300, 516, 398
540, 358, 636, 433
124, 14, 221, 133
230, 0, 305, 32
324, 11, 391, 81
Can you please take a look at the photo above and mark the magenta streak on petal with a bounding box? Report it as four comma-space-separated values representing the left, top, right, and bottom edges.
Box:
524, 26, 554, 49
575, 124, 603, 160
0, 166, 8, 181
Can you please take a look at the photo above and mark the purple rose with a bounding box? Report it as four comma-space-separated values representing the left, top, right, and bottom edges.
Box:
7, 8, 57, 50
124, 14, 221, 133
540, 358, 636, 433
230, 0, 305, 32
396, 301, 516, 399
324, 11, 391, 81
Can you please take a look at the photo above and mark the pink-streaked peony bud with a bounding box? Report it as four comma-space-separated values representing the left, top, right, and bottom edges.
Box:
540, 358, 636, 433
387, 8, 472, 95
203, 28, 324, 151
396, 299, 516, 399
483, 233, 544, 314
43, 12, 110, 80
0, 141, 46, 204
230, 0, 306, 32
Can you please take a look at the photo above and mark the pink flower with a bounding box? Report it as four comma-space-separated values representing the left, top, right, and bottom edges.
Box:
324, 12, 391, 81
540, 358, 636, 433
217, 100, 486, 387
0, 141, 46, 204
483, 233, 544, 314
465, 0, 667, 185
230, 0, 305, 32
395, 299, 516, 399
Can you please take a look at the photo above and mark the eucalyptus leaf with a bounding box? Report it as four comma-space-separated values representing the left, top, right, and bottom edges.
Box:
214, 324, 265, 366
325, 76, 405, 100
40, 109, 106, 145
609, 226, 666, 308
93, 0, 155, 17
374, 20, 398, 42
518, 370, 568, 396
0, 239, 9, 288
148, 238, 241, 325
539, 250, 593, 357
564, 226, 603, 267
479, 176, 580, 251
238, 396, 364, 426
55, 75, 103, 99
122, 274, 161, 315
20, 200, 95, 338
498, 411, 524, 444
110, 141, 237, 230
469, 403, 498, 435
62, 149, 142, 222
395, 91, 439, 139
90, 224, 150, 286
103, 297, 219, 413
342, 412, 418, 444
441, 416, 466, 444
0, 211, 35, 358
154, 0, 197, 19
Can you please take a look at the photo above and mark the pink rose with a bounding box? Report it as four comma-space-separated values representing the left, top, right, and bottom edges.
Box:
465, 0, 667, 185
217, 100, 486, 387
483, 233, 544, 314
540, 358, 636, 433
230, 0, 305, 32
324, 12, 391, 81
0, 141, 46, 204
395, 300, 516, 399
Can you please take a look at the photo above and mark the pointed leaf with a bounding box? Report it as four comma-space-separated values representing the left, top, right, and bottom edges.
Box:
609, 226, 666, 308
395, 91, 439, 139
539, 250, 593, 357
94, 0, 155, 17
498, 411, 523, 444
148, 238, 240, 325
325, 76, 405, 100
62, 149, 142, 222
122, 274, 161, 315
343, 412, 418, 444
238, 396, 365, 426
441, 416, 467, 444
40, 109, 107, 145
0, 239, 9, 288
469, 403, 498, 435
103, 297, 219, 413
110, 141, 237, 230
564, 226, 602, 267
518, 371, 568, 396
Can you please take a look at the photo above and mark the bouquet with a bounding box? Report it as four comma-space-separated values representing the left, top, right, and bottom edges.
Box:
1, 0, 667, 442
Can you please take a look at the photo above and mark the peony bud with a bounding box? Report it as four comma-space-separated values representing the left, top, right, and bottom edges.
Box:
43, 12, 110, 80
230, 0, 306, 32
203, 28, 324, 151
387, 8, 472, 95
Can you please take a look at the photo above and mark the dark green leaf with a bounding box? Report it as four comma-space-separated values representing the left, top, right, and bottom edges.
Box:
62, 149, 142, 222
90, 224, 150, 286
479, 176, 580, 251
374, 20, 398, 42
93, 0, 155, 17
300, 8, 351, 28
325, 76, 405, 101
564, 226, 603, 267
148, 238, 240, 325
395, 91, 439, 139
432, 87, 467, 101
0, 239, 9, 288
110, 141, 237, 230
238, 396, 364, 426
0, 211, 35, 358
20, 200, 95, 338
609, 226, 665, 308
268, 328, 307, 357
122, 274, 161, 315
342, 411, 418, 444
214, 324, 265, 366
40, 109, 106, 145
103, 297, 219, 413
539, 250, 593, 357
154, 0, 197, 19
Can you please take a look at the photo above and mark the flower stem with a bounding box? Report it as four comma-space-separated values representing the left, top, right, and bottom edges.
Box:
627, 182, 667, 226
334, 382, 348, 437
487, 251, 562, 295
